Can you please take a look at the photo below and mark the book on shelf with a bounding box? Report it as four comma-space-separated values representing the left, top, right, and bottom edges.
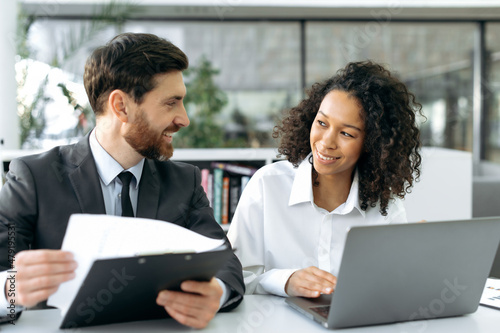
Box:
212, 168, 224, 224
241, 175, 250, 193
203, 161, 262, 225
229, 176, 241, 222
207, 172, 213, 208
210, 162, 258, 176
221, 176, 230, 224
201, 168, 210, 196
201, 168, 213, 208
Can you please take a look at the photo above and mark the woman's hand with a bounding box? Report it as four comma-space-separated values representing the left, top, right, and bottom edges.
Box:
285, 266, 337, 298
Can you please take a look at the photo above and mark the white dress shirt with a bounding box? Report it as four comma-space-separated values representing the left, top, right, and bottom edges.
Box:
89, 129, 143, 216
227, 156, 407, 297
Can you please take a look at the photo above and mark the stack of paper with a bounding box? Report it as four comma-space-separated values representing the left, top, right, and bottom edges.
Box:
47, 214, 225, 317
480, 278, 500, 310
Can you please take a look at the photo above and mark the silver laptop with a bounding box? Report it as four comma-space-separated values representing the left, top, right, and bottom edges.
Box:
286, 217, 500, 329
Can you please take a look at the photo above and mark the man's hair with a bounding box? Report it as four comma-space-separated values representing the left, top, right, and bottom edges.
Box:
84, 32, 189, 116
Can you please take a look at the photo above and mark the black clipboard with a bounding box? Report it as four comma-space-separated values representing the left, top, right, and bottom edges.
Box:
60, 246, 232, 328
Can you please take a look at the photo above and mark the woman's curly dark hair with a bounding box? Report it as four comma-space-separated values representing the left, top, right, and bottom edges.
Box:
273, 61, 422, 216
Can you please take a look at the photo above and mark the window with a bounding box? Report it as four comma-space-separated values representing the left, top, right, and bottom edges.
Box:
306, 22, 476, 151
485, 23, 500, 163
124, 21, 302, 148
22, 19, 302, 149
19, 16, 493, 159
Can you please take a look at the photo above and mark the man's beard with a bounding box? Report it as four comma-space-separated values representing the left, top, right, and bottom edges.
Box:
124, 111, 178, 161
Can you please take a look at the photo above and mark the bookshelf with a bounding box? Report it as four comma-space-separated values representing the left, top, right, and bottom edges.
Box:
172, 148, 281, 231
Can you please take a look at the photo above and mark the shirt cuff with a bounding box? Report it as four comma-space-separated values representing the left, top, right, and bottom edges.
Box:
215, 278, 230, 310
258, 268, 299, 297
0, 270, 24, 320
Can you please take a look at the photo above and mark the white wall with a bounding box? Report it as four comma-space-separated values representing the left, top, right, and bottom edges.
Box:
403, 147, 472, 222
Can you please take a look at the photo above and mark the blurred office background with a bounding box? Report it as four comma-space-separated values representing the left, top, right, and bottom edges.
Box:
1, 0, 500, 218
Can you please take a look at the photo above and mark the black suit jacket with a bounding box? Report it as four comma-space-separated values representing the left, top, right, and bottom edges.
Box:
0, 134, 244, 310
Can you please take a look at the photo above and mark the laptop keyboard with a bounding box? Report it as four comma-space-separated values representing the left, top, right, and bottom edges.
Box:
310, 305, 330, 319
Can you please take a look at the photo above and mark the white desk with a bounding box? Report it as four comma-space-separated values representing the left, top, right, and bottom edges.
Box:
3, 295, 500, 332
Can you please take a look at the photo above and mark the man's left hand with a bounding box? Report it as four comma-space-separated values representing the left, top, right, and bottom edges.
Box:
156, 277, 223, 329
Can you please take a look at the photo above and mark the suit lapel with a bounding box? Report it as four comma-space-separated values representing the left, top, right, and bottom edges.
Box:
137, 159, 160, 219
68, 133, 106, 214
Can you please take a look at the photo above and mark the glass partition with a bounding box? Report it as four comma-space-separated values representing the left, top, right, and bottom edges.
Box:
485, 23, 500, 163
123, 21, 302, 148
19, 18, 492, 156
23, 20, 302, 148
306, 22, 476, 151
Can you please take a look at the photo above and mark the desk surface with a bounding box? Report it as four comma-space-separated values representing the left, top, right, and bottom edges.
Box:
4, 295, 500, 332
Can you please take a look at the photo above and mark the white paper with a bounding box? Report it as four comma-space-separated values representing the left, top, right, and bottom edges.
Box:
480, 277, 500, 309
47, 214, 225, 316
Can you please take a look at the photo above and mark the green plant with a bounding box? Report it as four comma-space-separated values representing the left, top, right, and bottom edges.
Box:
18, 74, 50, 146
57, 83, 95, 137
176, 56, 251, 148
175, 56, 228, 148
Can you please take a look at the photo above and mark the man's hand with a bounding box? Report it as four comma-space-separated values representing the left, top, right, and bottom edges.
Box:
156, 277, 223, 329
6, 250, 77, 307
285, 266, 337, 298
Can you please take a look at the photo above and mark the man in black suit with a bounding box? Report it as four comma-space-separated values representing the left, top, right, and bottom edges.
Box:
0, 32, 244, 328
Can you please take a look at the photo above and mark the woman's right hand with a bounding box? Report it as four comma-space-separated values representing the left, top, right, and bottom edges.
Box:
285, 266, 337, 298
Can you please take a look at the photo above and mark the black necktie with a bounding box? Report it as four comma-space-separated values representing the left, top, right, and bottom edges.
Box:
118, 171, 134, 217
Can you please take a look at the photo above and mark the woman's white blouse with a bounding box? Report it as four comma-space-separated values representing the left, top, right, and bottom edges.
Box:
227, 157, 407, 296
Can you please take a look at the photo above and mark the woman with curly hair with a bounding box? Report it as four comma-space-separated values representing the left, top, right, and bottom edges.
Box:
227, 60, 422, 298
